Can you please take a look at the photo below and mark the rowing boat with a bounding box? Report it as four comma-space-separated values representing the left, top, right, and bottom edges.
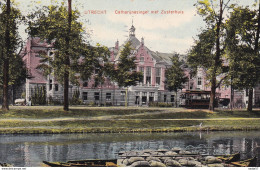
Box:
43, 159, 118, 167
230, 157, 257, 167
217, 153, 240, 163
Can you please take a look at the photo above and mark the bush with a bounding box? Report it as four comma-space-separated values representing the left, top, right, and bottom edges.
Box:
48, 96, 62, 105
31, 86, 46, 105
149, 102, 173, 107
70, 89, 83, 105
88, 101, 96, 107
105, 102, 112, 106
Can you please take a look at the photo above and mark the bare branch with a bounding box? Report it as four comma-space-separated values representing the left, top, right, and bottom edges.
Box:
216, 75, 228, 89
223, 0, 231, 12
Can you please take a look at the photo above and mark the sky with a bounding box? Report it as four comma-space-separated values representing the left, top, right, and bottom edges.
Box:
16, 0, 255, 54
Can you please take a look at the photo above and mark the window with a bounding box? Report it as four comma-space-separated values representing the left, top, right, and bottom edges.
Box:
146, 77, 151, 85
156, 68, 161, 85
156, 77, 160, 85
140, 57, 144, 62
146, 67, 151, 84
143, 92, 147, 96
106, 93, 111, 101
83, 82, 88, 87
140, 67, 144, 73
149, 92, 154, 97
49, 79, 52, 91
171, 95, 174, 102
83, 92, 88, 100
94, 92, 99, 101
155, 68, 161, 77
164, 95, 167, 102
197, 77, 202, 86
55, 84, 58, 91
146, 67, 151, 76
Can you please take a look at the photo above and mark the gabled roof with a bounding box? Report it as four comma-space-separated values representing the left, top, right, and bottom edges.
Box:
114, 36, 141, 61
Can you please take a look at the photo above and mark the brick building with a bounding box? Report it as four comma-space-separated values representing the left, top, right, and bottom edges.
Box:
19, 23, 260, 108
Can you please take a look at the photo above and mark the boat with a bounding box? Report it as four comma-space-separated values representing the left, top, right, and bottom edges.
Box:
217, 153, 240, 163
42, 159, 118, 167
230, 157, 257, 167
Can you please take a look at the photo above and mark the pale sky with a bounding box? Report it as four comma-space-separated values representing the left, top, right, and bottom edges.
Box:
16, 0, 255, 54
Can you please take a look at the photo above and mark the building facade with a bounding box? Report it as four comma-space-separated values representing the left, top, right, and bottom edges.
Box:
20, 24, 260, 108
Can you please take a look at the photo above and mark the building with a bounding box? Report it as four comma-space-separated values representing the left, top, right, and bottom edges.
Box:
19, 23, 260, 108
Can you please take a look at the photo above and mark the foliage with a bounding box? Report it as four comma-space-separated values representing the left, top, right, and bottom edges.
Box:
31, 86, 46, 105
113, 41, 143, 87
48, 96, 62, 105
148, 102, 173, 107
70, 89, 83, 105
27, 2, 84, 84
226, 5, 260, 111
0, 53, 27, 87
0, 0, 26, 109
188, 0, 232, 110
27, 2, 110, 110
226, 6, 260, 90
165, 54, 188, 92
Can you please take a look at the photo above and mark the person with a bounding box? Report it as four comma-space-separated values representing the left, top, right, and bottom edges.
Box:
28, 97, 32, 106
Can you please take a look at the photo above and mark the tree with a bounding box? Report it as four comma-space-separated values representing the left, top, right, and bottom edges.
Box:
83, 44, 112, 106
226, 5, 260, 111
165, 54, 188, 107
113, 41, 143, 107
28, 0, 101, 111
0, 0, 25, 110
188, 0, 232, 111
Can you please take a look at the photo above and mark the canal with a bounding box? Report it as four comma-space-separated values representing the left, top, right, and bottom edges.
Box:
0, 131, 260, 167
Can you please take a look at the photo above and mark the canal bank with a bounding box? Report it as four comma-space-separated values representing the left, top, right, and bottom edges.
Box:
0, 106, 260, 133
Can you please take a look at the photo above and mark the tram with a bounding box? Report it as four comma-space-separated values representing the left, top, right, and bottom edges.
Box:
180, 90, 213, 109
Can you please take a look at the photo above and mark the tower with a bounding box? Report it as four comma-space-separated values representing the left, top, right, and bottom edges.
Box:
129, 19, 135, 37
141, 37, 144, 46
115, 39, 119, 50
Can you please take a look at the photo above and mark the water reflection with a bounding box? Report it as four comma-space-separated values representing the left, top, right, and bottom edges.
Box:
0, 131, 259, 167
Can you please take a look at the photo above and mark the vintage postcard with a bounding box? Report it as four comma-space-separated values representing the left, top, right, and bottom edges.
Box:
0, 0, 259, 168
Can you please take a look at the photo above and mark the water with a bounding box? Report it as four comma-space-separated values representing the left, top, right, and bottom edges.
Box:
0, 131, 260, 167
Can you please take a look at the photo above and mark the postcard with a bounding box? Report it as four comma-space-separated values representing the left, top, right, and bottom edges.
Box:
0, 0, 259, 168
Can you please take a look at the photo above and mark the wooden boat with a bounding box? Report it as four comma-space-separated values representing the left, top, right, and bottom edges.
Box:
43, 159, 118, 167
230, 157, 257, 167
217, 153, 240, 163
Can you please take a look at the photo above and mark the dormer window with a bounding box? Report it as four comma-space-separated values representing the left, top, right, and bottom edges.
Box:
197, 77, 202, 86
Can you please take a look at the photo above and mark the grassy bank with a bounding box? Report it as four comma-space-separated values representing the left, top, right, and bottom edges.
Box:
0, 106, 259, 133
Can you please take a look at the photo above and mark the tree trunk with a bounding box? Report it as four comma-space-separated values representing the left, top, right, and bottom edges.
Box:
63, 0, 72, 111
175, 91, 178, 108
209, 0, 223, 111
230, 83, 234, 110
125, 88, 128, 107
209, 77, 216, 111
247, 88, 253, 112
2, 0, 11, 111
